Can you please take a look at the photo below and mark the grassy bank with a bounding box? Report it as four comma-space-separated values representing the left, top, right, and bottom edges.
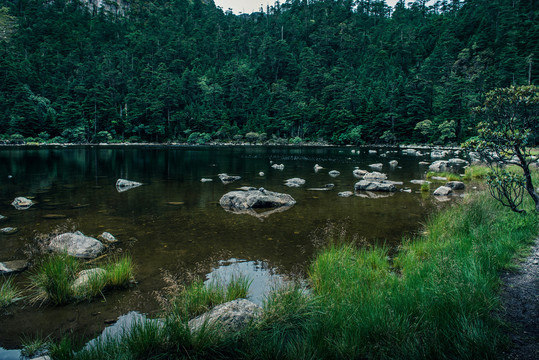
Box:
49, 176, 538, 359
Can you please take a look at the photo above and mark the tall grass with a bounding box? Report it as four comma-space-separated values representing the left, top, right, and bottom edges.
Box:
426, 171, 462, 181
0, 276, 22, 307
462, 165, 491, 180
28, 253, 135, 305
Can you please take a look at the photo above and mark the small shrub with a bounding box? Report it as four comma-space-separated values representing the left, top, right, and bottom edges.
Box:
289, 136, 302, 144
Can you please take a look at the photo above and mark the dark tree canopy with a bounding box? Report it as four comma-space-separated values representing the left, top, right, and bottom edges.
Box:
0, 0, 537, 144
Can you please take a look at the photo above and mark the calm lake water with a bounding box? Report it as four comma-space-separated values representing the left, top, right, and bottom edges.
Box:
0, 145, 453, 349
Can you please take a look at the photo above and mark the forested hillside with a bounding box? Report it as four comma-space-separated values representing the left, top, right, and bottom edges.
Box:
0, 0, 537, 144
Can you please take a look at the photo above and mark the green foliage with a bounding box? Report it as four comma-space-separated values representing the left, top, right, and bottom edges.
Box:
28, 253, 135, 305
465, 85, 539, 212
0, 277, 21, 307
0, 0, 535, 144
421, 182, 430, 192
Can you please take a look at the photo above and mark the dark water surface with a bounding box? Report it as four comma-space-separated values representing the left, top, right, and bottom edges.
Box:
0, 145, 446, 348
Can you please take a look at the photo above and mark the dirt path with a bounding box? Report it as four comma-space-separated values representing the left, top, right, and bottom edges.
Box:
500, 238, 539, 359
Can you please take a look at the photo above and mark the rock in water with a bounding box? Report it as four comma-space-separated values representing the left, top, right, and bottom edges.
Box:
364, 172, 387, 181
99, 232, 118, 243
200, 178, 213, 182
188, 299, 261, 333
0, 227, 18, 235
116, 179, 142, 193
354, 180, 396, 192
307, 184, 335, 191
49, 231, 104, 258
11, 197, 33, 210
389, 160, 398, 167
338, 191, 354, 197
368, 163, 383, 171
218, 173, 241, 184
445, 181, 465, 190
284, 178, 306, 187
433, 186, 453, 196
328, 170, 340, 177
220, 189, 296, 211
353, 169, 368, 178
271, 163, 285, 170
429, 160, 450, 172
0, 260, 28, 274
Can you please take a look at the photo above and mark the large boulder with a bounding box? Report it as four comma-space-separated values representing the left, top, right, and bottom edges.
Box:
354, 180, 397, 192
116, 179, 142, 193
188, 299, 261, 333
429, 160, 450, 172
49, 231, 105, 258
433, 186, 453, 196
284, 178, 306, 187
220, 188, 296, 211
12, 197, 33, 210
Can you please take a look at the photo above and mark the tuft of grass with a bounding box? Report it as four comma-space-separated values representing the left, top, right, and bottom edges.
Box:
0, 277, 22, 307
28, 253, 136, 305
20, 334, 49, 358
28, 252, 79, 305
105, 255, 134, 288
426, 171, 461, 181
421, 182, 430, 192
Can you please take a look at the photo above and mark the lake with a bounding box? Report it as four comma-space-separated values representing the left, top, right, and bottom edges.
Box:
0, 145, 452, 350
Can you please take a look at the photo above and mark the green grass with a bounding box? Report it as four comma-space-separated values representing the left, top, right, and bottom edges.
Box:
49, 172, 539, 359
20, 334, 49, 358
463, 165, 491, 180
421, 182, 430, 192
28, 253, 135, 305
426, 171, 461, 181
0, 277, 22, 307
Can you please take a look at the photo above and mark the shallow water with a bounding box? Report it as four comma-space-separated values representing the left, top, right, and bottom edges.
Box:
0, 145, 453, 348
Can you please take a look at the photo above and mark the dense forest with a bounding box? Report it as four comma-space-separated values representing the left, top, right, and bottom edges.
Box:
0, 0, 537, 144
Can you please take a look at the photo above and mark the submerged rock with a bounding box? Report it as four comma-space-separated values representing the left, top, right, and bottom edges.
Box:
328, 170, 340, 177
11, 196, 33, 210
258, 172, 265, 176
0, 215, 6, 222
433, 186, 453, 196
271, 163, 285, 170
220, 188, 296, 211
307, 184, 335, 191
218, 173, 241, 184
368, 150, 377, 154
200, 178, 213, 182
354, 180, 396, 192
49, 231, 104, 258
338, 191, 354, 197
188, 299, 261, 333
0, 260, 28, 274
116, 179, 142, 193
0, 227, 18, 235
389, 160, 398, 167
284, 178, 306, 187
